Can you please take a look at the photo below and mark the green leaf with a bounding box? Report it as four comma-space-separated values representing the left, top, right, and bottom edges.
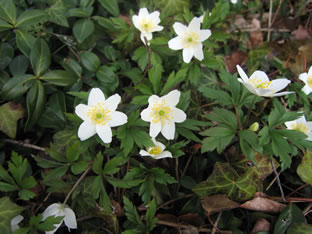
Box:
40, 70, 77, 86
297, 150, 312, 184
16, 29, 36, 56
18, 189, 35, 200
271, 130, 293, 170
96, 65, 119, 92
0, 0, 16, 25
0, 197, 23, 233
201, 134, 234, 154
146, 199, 157, 231
154, 0, 189, 16
46, 0, 69, 27
273, 203, 306, 234
16, 9, 47, 28
30, 39, 51, 77
66, 142, 80, 163
148, 63, 162, 94
25, 80, 46, 131
73, 18, 94, 43
0, 18, 13, 32
123, 196, 144, 227
92, 152, 104, 175
36, 214, 64, 232
205, 108, 238, 130
68, 7, 93, 17
0, 102, 24, 138
192, 162, 258, 201
239, 130, 263, 163
132, 46, 148, 71
199, 87, 233, 105
130, 128, 154, 148
287, 223, 312, 234
103, 156, 128, 175
1, 74, 34, 100
81, 51, 100, 72
0, 42, 14, 69
105, 176, 143, 188
71, 161, 89, 175
98, 0, 119, 17
9, 55, 29, 76
161, 67, 188, 95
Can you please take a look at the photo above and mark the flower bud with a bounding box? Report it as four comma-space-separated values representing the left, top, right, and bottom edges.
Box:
249, 122, 259, 132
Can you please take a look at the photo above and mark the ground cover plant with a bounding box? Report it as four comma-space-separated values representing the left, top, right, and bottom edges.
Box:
1, 0, 312, 233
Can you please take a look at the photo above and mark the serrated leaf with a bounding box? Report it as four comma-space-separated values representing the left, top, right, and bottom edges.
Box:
148, 63, 162, 94
199, 87, 233, 105
0, 102, 24, 138
161, 68, 188, 95
103, 155, 128, 175
123, 196, 144, 227
30, 39, 51, 77
0, 197, 23, 234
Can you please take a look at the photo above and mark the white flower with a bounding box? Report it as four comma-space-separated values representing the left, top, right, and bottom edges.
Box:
42, 203, 77, 234
139, 138, 173, 159
236, 65, 294, 97
140, 90, 187, 140
132, 8, 163, 45
168, 17, 211, 63
75, 88, 127, 143
231, 0, 238, 3
11, 215, 23, 232
285, 115, 312, 141
299, 66, 312, 95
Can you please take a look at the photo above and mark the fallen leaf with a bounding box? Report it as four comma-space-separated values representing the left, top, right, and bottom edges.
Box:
297, 150, 312, 184
179, 213, 204, 226
292, 25, 311, 40
225, 50, 248, 73
201, 194, 240, 215
250, 31, 263, 48
240, 196, 286, 213
251, 218, 270, 233
0, 102, 24, 138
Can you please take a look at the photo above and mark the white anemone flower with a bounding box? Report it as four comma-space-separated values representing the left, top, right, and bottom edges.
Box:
42, 203, 77, 234
236, 65, 294, 97
168, 17, 211, 63
139, 138, 173, 159
299, 66, 312, 95
285, 115, 312, 141
140, 90, 187, 140
75, 88, 128, 143
231, 0, 238, 3
11, 215, 24, 232
132, 8, 163, 45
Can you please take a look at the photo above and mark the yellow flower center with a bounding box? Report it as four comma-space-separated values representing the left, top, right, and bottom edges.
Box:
291, 123, 308, 135
140, 18, 155, 32
148, 146, 162, 155
183, 32, 199, 48
150, 100, 172, 124
249, 77, 272, 89
307, 75, 312, 88
87, 103, 112, 125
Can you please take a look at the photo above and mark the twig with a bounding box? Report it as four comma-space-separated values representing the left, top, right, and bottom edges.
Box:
267, 0, 273, 41
211, 212, 223, 234
304, 203, 312, 216
271, 0, 283, 27
156, 194, 194, 211
143, 37, 153, 77
265, 171, 281, 191
271, 160, 286, 202
34, 192, 51, 214
207, 212, 221, 234
4, 139, 46, 152
286, 184, 309, 198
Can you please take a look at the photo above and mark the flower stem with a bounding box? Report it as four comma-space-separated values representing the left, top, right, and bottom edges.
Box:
63, 163, 93, 205
244, 95, 257, 128
143, 37, 152, 77
234, 105, 243, 130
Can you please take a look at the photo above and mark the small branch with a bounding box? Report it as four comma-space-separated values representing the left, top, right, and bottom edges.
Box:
207, 212, 221, 234
34, 192, 51, 214
244, 95, 257, 128
4, 139, 46, 152
234, 105, 243, 130
211, 212, 223, 234
304, 203, 312, 216
143, 37, 153, 77
271, 160, 286, 202
267, 0, 273, 41
271, 0, 283, 27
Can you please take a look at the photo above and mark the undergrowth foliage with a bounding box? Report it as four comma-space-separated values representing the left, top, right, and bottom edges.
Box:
1, 0, 312, 233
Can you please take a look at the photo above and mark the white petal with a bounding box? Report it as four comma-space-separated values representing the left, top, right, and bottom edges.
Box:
188, 17, 201, 34
150, 121, 161, 138
139, 150, 150, 156
199, 29, 211, 41
271, 91, 294, 97
250, 71, 270, 82
162, 90, 181, 107
154, 151, 173, 159
271, 79, 291, 92
153, 25, 163, 32
284, 120, 295, 129
302, 85, 312, 95
63, 207, 77, 229
308, 66, 312, 76
231, 0, 237, 3
45, 222, 63, 234
109, 111, 128, 127
141, 107, 152, 122
132, 15, 140, 29
193, 43, 204, 61
42, 203, 62, 220
182, 47, 194, 63
236, 65, 249, 83
11, 215, 24, 226
296, 115, 306, 123
149, 11, 160, 24
75, 104, 88, 121
168, 37, 183, 50
299, 72, 308, 83
138, 8, 149, 18
173, 22, 188, 36
172, 107, 187, 123
161, 120, 175, 140
96, 124, 112, 143
148, 95, 161, 104
154, 140, 166, 151
241, 82, 258, 95
78, 121, 96, 141
105, 94, 121, 111
140, 32, 152, 44
88, 88, 105, 106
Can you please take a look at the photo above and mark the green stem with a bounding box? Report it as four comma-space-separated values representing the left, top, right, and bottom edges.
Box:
234, 105, 243, 130
244, 95, 257, 128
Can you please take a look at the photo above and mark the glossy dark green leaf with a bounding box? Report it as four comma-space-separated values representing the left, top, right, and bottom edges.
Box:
287, 223, 312, 234
16, 9, 47, 28
0, 18, 13, 32
98, 0, 119, 17
161, 67, 188, 95
25, 80, 46, 131
0, 0, 16, 25
0, 42, 14, 69
40, 70, 77, 86
80, 51, 100, 72
46, 0, 69, 27
103, 155, 128, 175
1, 74, 34, 100
30, 39, 51, 77
68, 7, 93, 17
16, 29, 36, 56
148, 63, 162, 94
9, 55, 29, 76
73, 18, 94, 43
96, 65, 119, 92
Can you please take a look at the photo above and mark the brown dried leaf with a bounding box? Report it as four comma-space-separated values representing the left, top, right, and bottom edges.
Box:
251, 218, 270, 233
179, 213, 204, 226
201, 194, 240, 215
225, 50, 248, 74
240, 196, 286, 213
250, 31, 263, 48
292, 25, 311, 40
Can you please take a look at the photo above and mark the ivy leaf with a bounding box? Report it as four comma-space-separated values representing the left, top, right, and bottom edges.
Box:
287, 223, 312, 234
0, 197, 24, 233
297, 150, 312, 184
192, 162, 258, 201
0, 102, 24, 138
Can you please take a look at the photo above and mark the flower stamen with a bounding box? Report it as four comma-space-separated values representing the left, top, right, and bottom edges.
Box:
148, 146, 162, 155
307, 75, 312, 88
87, 103, 112, 125
291, 123, 309, 135
150, 100, 172, 123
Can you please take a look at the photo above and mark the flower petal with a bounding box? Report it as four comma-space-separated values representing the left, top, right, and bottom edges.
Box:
96, 124, 112, 143
271, 79, 291, 93
132, 15, 140, 29
284, 120, 295, 129
154, 151, 173, 159
173, 22, 188, 36
199, 29, 211, 41
78, 121, 96, 141
75, 104, 88, 121
302, 85, 312, 95
141, 107, 152, 122
63, 207, 77, 229
140, 32, 152, 43
105, 94, 121, 111
154, 25, 163, 32
138, 8, 149, 18
309, 66, 312, 76
150, 121, 161, 138
299, 72, 308, 83
161, 120, 175, 140
182, 47, 194, 63
88, 88, 105, 106
154, 140, 166, 151
162, 90, 180, 107
168, 37, 183, 50
149, 11, 160, 24
139, 150, 150, 156
193, 43, 204, 61
271, 91, 294, 97
109, 111, 128, 127
42, 203, 63, 220
188, 17, 201, 34
250, 71, 270, 82
236, 65, 249, 83
172, 107, 187, 123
